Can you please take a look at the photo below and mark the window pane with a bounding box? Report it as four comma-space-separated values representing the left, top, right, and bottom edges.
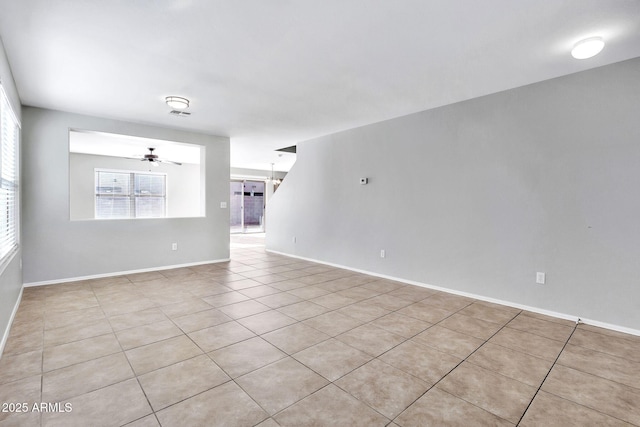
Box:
95, 170, 166, 219
96, 196, 131, 219
135, 197, 165, 218
135, 173, 165, 196
0, 185, 16, 254
97, 172, 130, 195
0, 86, 18, 261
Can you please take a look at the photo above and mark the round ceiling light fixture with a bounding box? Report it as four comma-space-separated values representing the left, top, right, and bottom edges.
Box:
165, 96, 190, 109
571, 37, 605, 59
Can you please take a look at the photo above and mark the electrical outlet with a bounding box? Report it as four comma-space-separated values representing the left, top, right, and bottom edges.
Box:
292, 236, 296, 243
172, 243, 178, 251
380, 249, 385, 258
536, 272, 545, 284
220, 202, 227, 208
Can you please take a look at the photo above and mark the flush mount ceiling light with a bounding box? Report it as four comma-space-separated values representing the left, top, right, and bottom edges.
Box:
165, 96, 190, 109
571, 37, 605, 59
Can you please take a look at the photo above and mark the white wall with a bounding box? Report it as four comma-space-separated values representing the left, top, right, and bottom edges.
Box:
23, 107, 230, 284
267, 57, 640, 331
70, 153, 202, 219
0, 36, 22, 355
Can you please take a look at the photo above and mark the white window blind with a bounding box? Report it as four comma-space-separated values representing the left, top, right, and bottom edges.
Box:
0, 84, 19, 262
95, 170, 166, 219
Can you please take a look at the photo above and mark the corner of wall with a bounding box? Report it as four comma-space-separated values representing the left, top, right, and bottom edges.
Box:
0, 282, 23, 358
0, 35, 23, 357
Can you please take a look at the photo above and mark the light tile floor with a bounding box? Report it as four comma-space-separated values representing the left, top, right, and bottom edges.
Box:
1, 234, 639, 426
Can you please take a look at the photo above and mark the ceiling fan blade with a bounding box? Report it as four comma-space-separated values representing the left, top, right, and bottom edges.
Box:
157, 159, 182, 166
126, 148, 180, 165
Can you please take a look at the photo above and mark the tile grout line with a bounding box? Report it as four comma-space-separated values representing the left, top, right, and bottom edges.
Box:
38, 280, 133, 425
514, 320, 579, 426
274, 297, 513, 424
144, 264, 496, 423
183, 281, 338, 424
94, 279, 160, 427
335, 300, 520, 424
528, 324, 640, 425
388, 308, 522, 426
210, 266, 402, 424
116, 274, 254, 426
11, 246, 637, 426
236, 248, 517, 423
567, 328, 640, 365
98, 279, 182, 427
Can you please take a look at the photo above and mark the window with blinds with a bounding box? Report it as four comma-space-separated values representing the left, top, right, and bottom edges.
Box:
0, 84, 19, 263
95, 170, 166, 219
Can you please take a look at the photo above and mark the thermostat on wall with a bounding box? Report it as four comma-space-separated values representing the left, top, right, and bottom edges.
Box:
360, 178, 368, 185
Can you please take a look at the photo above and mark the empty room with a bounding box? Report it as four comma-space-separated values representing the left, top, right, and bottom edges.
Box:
1, 1, 639, 426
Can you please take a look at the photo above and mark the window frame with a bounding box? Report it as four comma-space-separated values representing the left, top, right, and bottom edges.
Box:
0, 82, 20, 268
94, 168, 167, 219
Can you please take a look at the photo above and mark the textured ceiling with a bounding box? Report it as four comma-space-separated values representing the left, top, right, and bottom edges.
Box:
1, 0, 639, 171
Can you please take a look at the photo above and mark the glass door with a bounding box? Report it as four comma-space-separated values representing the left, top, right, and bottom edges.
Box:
230, 180, 265, 233
230, 181, 243, 233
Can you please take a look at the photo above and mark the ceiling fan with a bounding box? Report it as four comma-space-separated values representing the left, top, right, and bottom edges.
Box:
128, 147, 182, 166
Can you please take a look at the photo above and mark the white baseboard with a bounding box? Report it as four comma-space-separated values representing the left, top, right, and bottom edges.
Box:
0, 286, 23, 359
267, 249, 640, 337
23, 258, 231, 287
576, 317, 640, 337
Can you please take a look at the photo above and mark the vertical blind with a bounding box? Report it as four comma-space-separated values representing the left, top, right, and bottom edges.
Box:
0, 84, 19, 262
95, 170, 166, 219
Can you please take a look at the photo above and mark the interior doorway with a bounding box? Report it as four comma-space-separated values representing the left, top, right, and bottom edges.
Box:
230, 180, 265, 233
